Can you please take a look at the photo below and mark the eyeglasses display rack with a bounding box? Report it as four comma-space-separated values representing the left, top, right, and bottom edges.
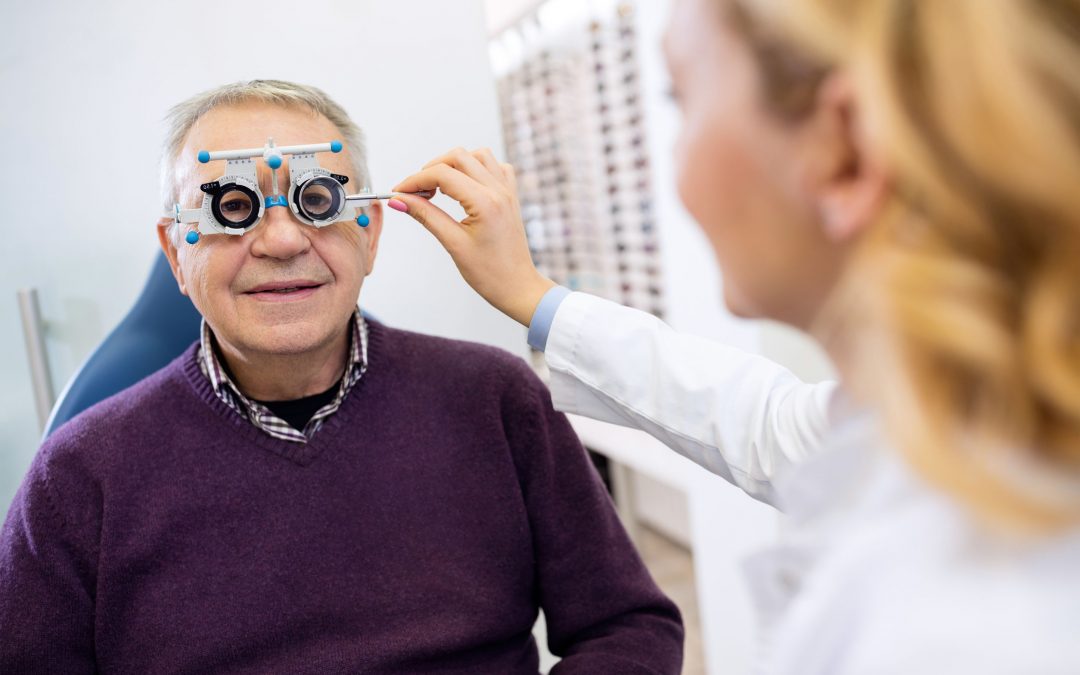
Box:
492, 1, 665, 320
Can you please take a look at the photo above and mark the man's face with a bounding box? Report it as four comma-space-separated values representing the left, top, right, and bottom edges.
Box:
159, 101, 382, 358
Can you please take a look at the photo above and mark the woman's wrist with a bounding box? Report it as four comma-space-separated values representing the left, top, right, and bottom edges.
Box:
508, 275, 558, 328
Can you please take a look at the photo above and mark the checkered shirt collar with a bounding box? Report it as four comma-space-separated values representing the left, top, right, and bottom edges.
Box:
196, 309, 368, 444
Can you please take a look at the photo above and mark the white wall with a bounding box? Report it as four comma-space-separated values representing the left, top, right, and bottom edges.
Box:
0, 0, 524, 517
485, 0, 541, 35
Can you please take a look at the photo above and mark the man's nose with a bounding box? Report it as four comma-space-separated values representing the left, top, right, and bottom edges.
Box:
249, 201, 311, 260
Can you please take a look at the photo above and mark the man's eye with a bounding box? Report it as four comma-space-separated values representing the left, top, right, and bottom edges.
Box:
217, 192, 254, 224
303, 195, 329, 207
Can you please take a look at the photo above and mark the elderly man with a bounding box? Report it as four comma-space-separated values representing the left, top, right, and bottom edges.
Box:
0, 81, 682, 673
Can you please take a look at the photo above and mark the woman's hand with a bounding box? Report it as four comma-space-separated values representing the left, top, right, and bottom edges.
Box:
391, 148, 557, 327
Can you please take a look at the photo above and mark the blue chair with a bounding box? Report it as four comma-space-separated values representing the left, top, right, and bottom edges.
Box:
43, 253, 202, 438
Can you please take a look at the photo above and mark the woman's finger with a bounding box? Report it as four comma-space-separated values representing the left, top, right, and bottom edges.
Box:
472, 148, 507, 187
393, 163, 492, 214
500, 162, 518, 191
421, 147, 499, 187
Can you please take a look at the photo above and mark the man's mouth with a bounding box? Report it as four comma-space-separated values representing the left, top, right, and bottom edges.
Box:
244, 280, 325, 300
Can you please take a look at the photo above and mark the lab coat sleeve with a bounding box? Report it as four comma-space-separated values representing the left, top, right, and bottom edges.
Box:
543, 292, 837, 504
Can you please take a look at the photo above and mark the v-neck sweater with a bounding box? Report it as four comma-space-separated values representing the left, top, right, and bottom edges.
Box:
0, 320, 683, 674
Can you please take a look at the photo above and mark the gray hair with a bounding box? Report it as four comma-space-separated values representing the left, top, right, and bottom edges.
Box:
160, 79, 371, 242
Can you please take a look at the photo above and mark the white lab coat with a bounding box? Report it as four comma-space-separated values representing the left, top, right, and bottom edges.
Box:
544, 291, 1080, 674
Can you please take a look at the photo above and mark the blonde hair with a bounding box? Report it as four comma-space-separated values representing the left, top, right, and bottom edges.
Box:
159, 79, 372, 242
735, 0, 1080, 527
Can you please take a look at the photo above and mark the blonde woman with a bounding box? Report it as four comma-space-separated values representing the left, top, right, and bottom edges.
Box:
392, 0, 1080, 671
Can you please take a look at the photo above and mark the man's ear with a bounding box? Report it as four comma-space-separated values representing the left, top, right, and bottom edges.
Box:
156, 218, 189, 296
807, 73, 891, 243
361, 202, 384, 276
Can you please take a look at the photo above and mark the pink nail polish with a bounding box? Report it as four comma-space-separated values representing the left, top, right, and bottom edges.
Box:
387, 198, 408, 213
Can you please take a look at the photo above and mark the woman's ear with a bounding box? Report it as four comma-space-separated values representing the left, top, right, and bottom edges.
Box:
156, 217, 189, 295
807, 72, 891, 243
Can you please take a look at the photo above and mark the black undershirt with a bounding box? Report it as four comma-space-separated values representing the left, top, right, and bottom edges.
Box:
254, 378, 342, 431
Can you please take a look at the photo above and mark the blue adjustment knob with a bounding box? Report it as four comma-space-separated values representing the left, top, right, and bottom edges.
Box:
356, 214, 370, 227
185, 231, 200, 245
268, 155, 283, 169
197, 150, 211, 164
330, 140, 343, 153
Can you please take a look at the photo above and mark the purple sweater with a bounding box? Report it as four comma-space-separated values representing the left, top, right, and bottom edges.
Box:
0, 321, 682, 674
